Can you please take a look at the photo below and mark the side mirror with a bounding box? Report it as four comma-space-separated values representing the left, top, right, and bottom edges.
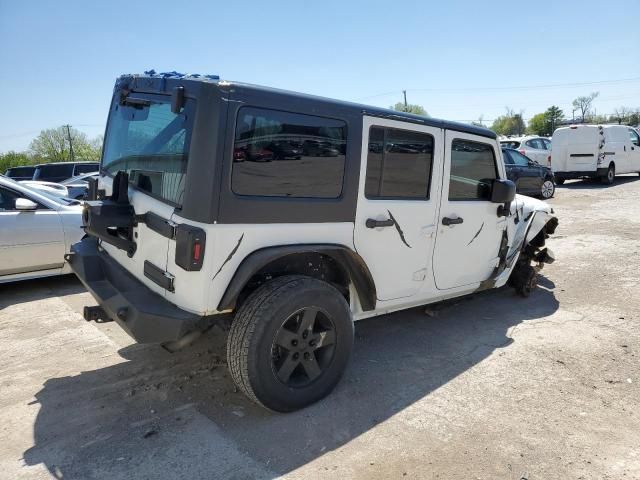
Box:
490, 179, 516, 204
15, 198, 38, 211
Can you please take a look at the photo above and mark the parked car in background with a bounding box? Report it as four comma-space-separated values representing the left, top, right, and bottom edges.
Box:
268, 140, 303, 160
4, 165, 36, 180
33, 161, 99, 183
61, 171, 99, 199
502, 148, 555, 199
19, 180, 69, 198
0, 176, 84, 283
499, 136, 551, 167
551, 125, 640, 185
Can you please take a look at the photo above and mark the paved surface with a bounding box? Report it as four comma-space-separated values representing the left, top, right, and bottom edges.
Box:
1, 175, 639, 479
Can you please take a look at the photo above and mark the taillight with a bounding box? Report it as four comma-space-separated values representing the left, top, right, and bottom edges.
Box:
175, 224, 206, 271
193, 242, 202, 262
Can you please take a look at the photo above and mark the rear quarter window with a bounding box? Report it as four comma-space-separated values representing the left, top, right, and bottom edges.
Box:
231, 107, 347, 198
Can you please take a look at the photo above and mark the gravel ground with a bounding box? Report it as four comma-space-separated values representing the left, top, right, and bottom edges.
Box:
1, 175, 639, 480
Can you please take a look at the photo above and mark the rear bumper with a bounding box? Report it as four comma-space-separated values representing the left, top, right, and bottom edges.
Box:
67, 237, 204, 343
555, 168, 608, 180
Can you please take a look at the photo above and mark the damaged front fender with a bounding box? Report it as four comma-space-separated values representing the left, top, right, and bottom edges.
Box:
478, 195, 558, 293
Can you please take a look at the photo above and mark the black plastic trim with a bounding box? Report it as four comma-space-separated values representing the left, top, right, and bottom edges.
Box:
143, 211, 176, 239
217, 244, 376, 312
144, 260, 174, 292
67, 238, 202, 344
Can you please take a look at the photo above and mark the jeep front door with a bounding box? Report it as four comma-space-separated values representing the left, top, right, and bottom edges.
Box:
354, 117, 442, 301
433, 133, 506, 290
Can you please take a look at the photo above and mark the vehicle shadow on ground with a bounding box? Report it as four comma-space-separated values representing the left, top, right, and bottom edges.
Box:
556, 174, 640, 190
0, 275, 84, 311
23, 282, 559, 479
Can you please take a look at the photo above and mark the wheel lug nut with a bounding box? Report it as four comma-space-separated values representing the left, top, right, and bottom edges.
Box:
309, 340, 316, 347
293, 353, 299, 360
291, 339, 298, 346
302, 331, 308, 339
304, 352, 310, 360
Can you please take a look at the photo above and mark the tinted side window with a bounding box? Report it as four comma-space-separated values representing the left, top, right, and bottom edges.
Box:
36, 164, 74, 180
510, 150, 530, 166
0, 187, 20, 211
232, 107, 346, 198
449, 139, 498, 201
502, 150, 514, 165
543, 139, 552, 150
74, 163, 99, 175
365, 126, 433, 199
526, 139, 544, 149
629, 129, 640, 146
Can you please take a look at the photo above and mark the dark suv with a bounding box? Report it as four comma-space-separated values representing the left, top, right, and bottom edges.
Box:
4, 166, 36, 180
502, 148, 555, 199
33, 162, 99, 183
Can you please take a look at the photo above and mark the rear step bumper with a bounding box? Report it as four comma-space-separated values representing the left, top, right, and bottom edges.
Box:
67, 237, 203, 343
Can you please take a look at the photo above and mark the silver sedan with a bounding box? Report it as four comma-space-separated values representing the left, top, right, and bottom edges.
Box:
0, 175, 85, 283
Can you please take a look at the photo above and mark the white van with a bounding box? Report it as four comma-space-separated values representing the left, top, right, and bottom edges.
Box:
551, 125, 640, 184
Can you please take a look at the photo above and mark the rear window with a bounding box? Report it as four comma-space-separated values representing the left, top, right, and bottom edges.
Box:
102, 95, 194, 206
74, 163, 99, 175
231, 107, 346, 198
500, 141, 521, 149
6, 166, 34, 178
35, 164, 74, 180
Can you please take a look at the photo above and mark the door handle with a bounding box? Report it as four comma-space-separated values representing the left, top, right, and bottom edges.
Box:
366, 218, 395, 228
442, 216, 464, 226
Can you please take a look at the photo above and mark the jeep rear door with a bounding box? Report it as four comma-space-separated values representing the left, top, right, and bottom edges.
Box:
100, 92, 195, 297
432, 132, 507, 290
353, 117, 443, 301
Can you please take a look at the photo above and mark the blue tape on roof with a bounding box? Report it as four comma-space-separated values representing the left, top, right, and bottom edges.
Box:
143, 69, 220, 80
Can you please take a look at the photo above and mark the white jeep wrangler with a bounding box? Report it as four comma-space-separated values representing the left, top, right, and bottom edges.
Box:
69, 71, 558, 412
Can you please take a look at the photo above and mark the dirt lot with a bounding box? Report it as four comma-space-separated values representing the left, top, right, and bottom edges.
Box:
1, 175, 640, 480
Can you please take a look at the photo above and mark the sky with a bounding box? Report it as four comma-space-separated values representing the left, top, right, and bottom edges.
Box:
1, 0, 639, 153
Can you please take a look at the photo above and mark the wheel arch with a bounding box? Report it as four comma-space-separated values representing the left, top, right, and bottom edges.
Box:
217, 244, 377, 312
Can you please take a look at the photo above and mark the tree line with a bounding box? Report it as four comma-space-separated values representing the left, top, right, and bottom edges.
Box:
487, 92, 640, 136
0, 126, 103, 175
391, 92, 640, 137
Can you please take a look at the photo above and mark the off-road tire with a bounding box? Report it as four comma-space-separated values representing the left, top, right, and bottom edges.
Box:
601, 164, 615, 185
227, 275, 354, 412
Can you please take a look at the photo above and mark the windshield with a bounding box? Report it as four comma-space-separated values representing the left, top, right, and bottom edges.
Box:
102, 95, 194, 206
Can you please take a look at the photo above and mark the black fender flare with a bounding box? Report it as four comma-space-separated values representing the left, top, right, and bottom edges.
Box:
217, 244, 377, 312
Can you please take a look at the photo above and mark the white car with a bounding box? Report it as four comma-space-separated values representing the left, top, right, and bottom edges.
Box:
19, 180, 70, 198
499, 136, 552, 167
0, 176, 84, 283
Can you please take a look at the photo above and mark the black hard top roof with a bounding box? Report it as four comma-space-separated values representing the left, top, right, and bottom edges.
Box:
34, 161, 99, 167
119, 71, 497, 140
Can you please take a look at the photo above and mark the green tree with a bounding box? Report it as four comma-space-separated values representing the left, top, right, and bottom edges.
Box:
490, 108, 525, 136
29, 126, 102, 162
390, 102, 429, 116
544, 105, 564, 133
527, 113, 547, 136
527, 106, 565, 136
0, 151, 35, 175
